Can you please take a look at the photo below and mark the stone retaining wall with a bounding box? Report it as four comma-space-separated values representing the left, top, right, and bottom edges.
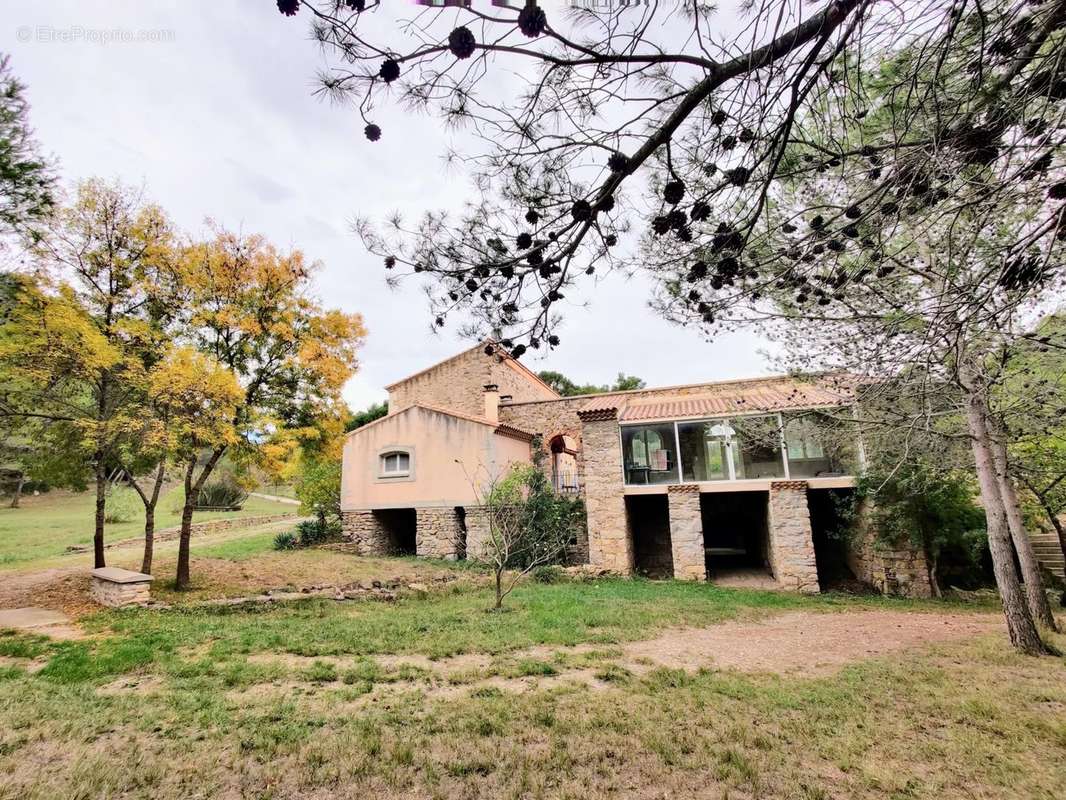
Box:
341, 510, 391, 556
846, 500, 933, 598
415, 507, 462, 560
69, 512, 299, 554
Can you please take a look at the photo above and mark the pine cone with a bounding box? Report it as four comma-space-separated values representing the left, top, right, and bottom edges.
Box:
365, 123, 381, 141
379, 59, 400, 82
516, 232, 533, 249
277, 0, 299, 17
727, 167, 749, 187
518, 3, 547, 37
449, 27, 476, 59
663, 180, 685, 205
571, 200, 592, 221
608, 152, 629, 173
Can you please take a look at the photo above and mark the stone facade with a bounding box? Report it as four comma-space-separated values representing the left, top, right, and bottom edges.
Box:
580, 413, 632, 573
566, 519, 590, 565
388, 344, 557, 418
463, 505, 493, 560
89, 567, 153, 608
846, 500, 933, 598
341, 510, 391, 556
767, 481, 820, 593
415, 507, 462, 560
667, 485, 706, 580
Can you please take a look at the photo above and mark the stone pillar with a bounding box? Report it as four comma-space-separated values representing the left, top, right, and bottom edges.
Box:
767, 481, 820, 593
341, 510, 391, 556
667, 485, 706, 581
89, 567, 153, 607
463, 505, 493, 561
579, 409, 633, 574
415, 507, 461, 560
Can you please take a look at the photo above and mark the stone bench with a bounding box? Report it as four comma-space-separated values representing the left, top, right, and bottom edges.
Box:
89, 567, 154, 608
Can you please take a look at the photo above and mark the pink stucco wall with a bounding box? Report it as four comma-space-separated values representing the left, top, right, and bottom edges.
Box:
341, 405, 532, 511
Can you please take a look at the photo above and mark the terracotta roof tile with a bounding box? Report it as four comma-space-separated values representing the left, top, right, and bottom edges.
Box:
580, 395, 623, 413
618, 380, 850, 422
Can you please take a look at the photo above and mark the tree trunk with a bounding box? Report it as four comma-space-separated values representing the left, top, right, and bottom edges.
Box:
494, 567, 504, 610
175, 458, 197, 591
175, 448, 225, 591
93, 456, 107, 569
964, 388, 1048, 655
135, 463, 166, 575
141, 505, 156, 575
928, 550, 942, 599
988, 431, 1058, 631
9, 475, 24, 508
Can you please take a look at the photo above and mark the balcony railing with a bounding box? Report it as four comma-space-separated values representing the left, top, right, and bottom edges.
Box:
552, 469, 580, 495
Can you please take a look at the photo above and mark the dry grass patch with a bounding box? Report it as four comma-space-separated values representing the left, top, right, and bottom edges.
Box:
1, 577, 1062, 799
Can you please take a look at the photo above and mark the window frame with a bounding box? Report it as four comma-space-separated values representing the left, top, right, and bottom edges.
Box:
619, 407, 854, 486
377, 447, 414, 481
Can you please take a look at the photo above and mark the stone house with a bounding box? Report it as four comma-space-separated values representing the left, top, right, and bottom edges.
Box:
341, 341, 931, 596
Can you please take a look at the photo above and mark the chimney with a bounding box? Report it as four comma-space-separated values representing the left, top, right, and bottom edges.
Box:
483, 384, 499, 423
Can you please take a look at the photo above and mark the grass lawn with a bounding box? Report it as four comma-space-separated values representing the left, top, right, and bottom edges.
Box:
0, 488, 298, 570
0, 569, 1063, 799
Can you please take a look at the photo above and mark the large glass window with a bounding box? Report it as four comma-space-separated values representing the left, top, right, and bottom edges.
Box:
783, 414, 846, 477
732, 415, 786, 479
678, 420, 731, 482
621, 424, 678, 485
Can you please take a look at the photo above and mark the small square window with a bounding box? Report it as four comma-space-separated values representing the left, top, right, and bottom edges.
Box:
380, 451, 411, 476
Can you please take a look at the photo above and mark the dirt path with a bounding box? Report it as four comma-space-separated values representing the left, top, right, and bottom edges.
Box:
621, 609, 1004, 676
0, 567, 83, 606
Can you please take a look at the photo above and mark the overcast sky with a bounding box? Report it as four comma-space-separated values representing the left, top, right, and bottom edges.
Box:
3, 1, 775, 409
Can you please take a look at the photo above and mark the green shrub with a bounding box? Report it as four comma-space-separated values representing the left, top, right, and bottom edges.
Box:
273, 520, 341, 551
295, 457, 342, 524
195, 476, 249, 510
104, 486, 140, 524
532, 564, 564, 584
295, 518, 340, 548
273, 531, 297, 551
